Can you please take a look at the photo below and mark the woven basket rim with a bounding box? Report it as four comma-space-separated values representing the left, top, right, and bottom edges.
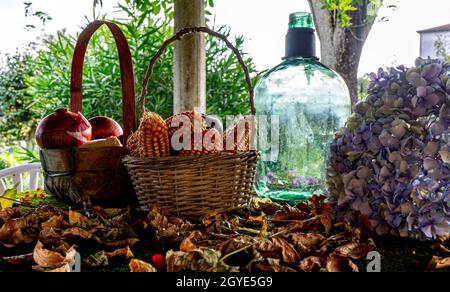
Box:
122, 150, 260, 163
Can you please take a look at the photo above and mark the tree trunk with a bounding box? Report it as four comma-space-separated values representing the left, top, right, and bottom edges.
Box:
173, 0, 206, 114
307, 0, 379, 108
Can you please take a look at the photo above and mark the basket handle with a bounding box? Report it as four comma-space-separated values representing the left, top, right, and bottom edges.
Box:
70, 20, 137, 142
140, 26, 256, 117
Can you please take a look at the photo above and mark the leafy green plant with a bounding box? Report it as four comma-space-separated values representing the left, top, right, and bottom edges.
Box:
436, 35, 450, 62
23, 0, 257, 125
0, 53, 38, 146
320, 0, 384, 27
0, 0, 257, 156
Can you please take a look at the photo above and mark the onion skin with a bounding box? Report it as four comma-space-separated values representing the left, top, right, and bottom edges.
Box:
35, 108, 92, 149
89, 116, 123, 140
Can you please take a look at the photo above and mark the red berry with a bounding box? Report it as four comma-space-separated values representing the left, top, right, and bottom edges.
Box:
23, 199, 31, 204
151, 254, 166, 270
33, 193, 37, 198
39, 193, 46, 198
36, 188, 44, 191
25, 193, 30, 198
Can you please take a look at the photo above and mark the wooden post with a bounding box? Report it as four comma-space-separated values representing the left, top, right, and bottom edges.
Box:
173, 0, 206, 114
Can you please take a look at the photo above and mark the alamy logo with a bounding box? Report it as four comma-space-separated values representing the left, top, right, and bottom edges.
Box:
366, 251, 381, 272
69, 252, 81, 272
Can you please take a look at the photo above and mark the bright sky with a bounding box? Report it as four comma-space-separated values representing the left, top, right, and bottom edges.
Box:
0, 0, 449, 76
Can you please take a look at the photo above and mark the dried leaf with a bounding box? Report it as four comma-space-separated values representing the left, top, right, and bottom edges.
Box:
33, 241, 76, 269
291, 233, 326, 249
2, 253, 34, 265
325, 253, 359, 272
129, 259, 157, 272
39, 228, 62, 245
255, 258, 297, 272
41, 215, 66, 229
83, 251, 109, 268
102, 238, 140, 247
202, 211, 219, 226
180, 237, 197, 252
0, 218, 35, 248
62, 227, 92, 239
46, 263, 71, 272
320, 203, 332, 233
105, 246, 134, 261
431, 243, 450, 253
166, 248, 239, 272
299, 256, 323, 272
248, 212, 265, 225
68, 209, 89, 226
335, 243, 375, 259
219, 236, 252, 256
428, 256, 450, 270
271, 237, 300, 264
254, 198, 282, 214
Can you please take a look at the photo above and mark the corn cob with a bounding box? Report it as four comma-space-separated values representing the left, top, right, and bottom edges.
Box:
179, 128, 222, 157
223, 117, 252, 153
126, 131, 141, 157
166, 111, 207, 154
138, 112, 170, 158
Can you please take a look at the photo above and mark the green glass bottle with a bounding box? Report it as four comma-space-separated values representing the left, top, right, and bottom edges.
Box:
254, 12, 351, 204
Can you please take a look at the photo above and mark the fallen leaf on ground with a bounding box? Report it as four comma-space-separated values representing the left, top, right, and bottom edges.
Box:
33, 240, 76, 269
83, 251, 109, 268
68, 210, 89, 226
41, 215, 67, 229
129, 259, 157, 272
326, 253, 359, 272
291, 233, 326, 249
271, 237, 300, 264
430, 243, 450, 254
202, 211, 219, 226
180, 237, 197, 252
166, 248, 239, 272
299, 256, 323, 272
2, 253, 34, 265
219, 236, 253, 256
102, 238, 139, 247
319, 203, 332, 233
255, 258, 297, 272
105, 246, 134, 261
46, 263, 71, 272
428, 256, 450, 270
62, 227, 92, 239
0, 218, 35, 248
335, 242, 375, 259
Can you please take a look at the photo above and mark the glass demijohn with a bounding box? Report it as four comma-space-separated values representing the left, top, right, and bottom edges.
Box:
254, 12, 351, 203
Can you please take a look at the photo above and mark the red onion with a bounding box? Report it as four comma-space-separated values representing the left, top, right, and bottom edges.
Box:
89, 116, 123, 140
35, 108, 92, 149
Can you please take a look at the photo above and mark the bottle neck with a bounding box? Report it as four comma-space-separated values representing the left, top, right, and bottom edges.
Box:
284, 27, 317, 59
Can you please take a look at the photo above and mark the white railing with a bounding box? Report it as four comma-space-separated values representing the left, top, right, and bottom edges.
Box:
0, 163, 44, 194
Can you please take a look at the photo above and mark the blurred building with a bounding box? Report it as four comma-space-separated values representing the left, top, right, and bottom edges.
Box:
418, 24, 450, 59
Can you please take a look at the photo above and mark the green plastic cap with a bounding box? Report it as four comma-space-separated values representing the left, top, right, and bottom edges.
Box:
289, 12, 313, 29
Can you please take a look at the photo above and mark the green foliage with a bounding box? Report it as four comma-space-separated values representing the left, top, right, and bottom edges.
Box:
24, 1, 53, 30
0, 0, 257, 150
358, 77, 369, 100
321, 0, 357, 27
436, 35, 450, 62
320, 0, 384, 27
0, 184, 18, 209
0, 146, 39, 170
0, 53, 37, 145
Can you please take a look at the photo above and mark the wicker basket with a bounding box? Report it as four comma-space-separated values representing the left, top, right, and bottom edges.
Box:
40, 21, 137, 207
123, 27, 260, 218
